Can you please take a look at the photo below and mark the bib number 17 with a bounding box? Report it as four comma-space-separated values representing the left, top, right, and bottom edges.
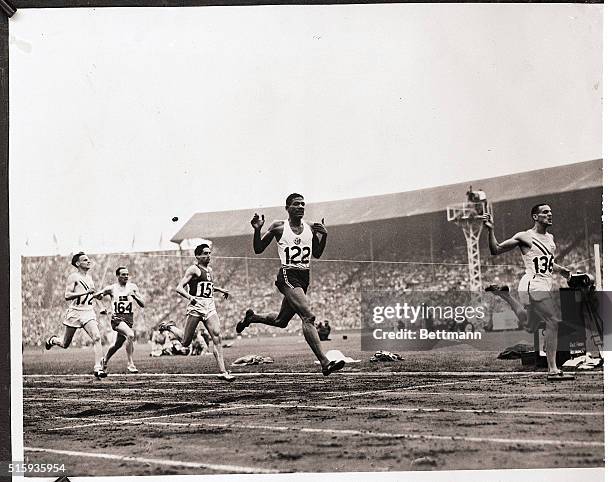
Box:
75, 293, 93, 306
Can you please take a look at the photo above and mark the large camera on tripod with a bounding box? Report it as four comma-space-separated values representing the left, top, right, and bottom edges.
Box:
567, 272, 595, 290
560, 272, 603, 354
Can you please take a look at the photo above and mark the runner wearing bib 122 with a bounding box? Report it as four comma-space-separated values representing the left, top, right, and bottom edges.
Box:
236, 193, 345, 377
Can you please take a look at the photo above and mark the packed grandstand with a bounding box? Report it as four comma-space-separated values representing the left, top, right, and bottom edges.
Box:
21, 160, 602, 347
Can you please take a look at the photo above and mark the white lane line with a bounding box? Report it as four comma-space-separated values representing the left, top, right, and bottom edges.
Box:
27, 376, 591, 402
22, 390, 604, 411
24, 397, 213, 405
37, 398, 602, 427
24, 447, 278, 474
46, 405, 252, 431
23, 371, 603, 378
241, 402, 604, 418
23, 380, 603, 397
388, 391, 603, 399
23, 387, 263, 394
43, 419, 603, 449
23, 380, 604, 403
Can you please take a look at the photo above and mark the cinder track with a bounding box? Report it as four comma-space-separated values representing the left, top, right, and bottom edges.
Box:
21, 335, 604, 476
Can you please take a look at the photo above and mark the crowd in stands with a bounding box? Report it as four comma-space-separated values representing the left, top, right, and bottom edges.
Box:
21, 233, 600, 346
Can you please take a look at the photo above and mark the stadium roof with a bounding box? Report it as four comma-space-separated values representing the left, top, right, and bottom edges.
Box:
171, 159, 602, 243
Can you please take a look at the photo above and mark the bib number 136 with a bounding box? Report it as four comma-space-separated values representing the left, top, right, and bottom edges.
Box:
533, 255, 554, 274
284, 246, 311, 265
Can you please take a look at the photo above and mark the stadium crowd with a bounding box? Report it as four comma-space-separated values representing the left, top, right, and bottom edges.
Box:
21, 231, 600, 346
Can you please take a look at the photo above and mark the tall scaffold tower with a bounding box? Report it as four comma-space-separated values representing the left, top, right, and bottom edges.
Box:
446, 187, 492, 293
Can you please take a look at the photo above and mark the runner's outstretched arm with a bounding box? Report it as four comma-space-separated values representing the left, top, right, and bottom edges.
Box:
483, 213, 522, 255
310, 218, 327, 258
252, 214, 282, 254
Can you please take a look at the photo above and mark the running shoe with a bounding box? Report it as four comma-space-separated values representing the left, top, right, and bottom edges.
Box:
44, 335, 58, 350
236, 309, 254, 334
322, 359, 345, 376
217, 372, 236, 382
547, 370, 575, 381
484, 284, 509, 292
158, 320, 176, 333
126, 364, 139, 374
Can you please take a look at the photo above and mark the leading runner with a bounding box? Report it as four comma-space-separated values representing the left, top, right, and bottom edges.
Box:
236, 193, 345, 376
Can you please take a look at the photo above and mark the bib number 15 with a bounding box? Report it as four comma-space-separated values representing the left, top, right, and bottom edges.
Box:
196, 281, 214, 298
284, 246, 311, 265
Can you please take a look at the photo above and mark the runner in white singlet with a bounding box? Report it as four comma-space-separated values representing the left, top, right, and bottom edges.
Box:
235, 193, 345, 377
483, 204, 572, 380
44, 252, 106, 378
95, 266, 145, 374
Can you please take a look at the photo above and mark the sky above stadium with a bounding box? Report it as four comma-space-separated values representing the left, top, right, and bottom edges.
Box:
9, 3, 603, 255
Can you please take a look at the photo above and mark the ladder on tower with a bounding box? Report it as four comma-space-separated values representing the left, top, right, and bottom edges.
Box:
446, 200, 491, 293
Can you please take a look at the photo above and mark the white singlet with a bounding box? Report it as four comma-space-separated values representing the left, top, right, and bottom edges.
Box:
110, 282, 138, 316
69, 274, 96, 311
518, 230, 556, 303
277, 220, 313, 270
64, 273, 97, 328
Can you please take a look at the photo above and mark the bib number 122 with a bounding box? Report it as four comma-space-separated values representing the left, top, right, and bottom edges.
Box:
284, 246, 310, 265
